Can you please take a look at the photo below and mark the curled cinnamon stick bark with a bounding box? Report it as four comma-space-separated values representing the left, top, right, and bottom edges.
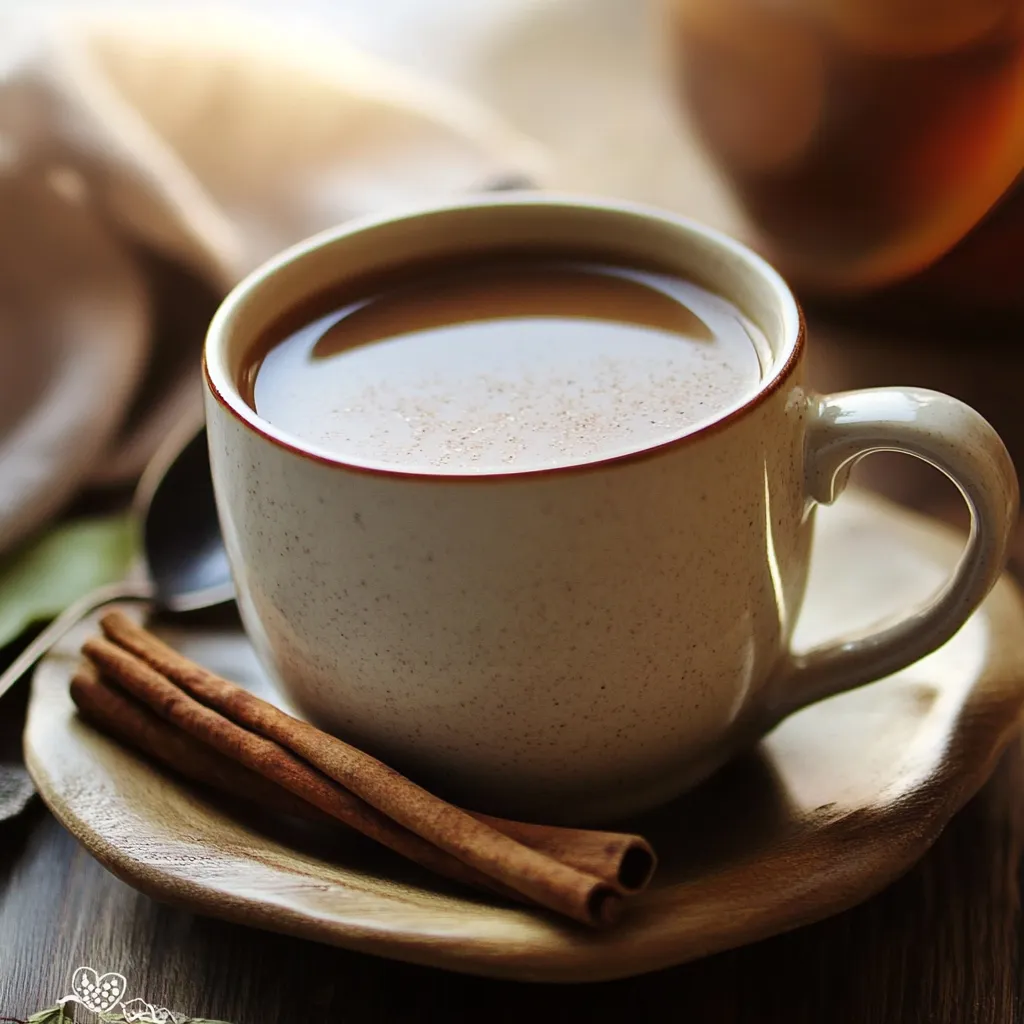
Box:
78, 642, 519, 903
71, 662, 322, 824
97, 616, 656, 893
73, 655, 654, 894
472, 814, 655, 894
85, 623, 624, 926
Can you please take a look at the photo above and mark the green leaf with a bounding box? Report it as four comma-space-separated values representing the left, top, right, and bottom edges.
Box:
25, 1004, 72, 1023
0, 515, 137, 649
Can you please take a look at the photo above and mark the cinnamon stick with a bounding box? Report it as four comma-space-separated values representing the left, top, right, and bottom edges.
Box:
472, 814, 656, 894
73, 663, 547, 909
78, 641, 521, 903
84, 627, 622, 926
74, 657, 654, 894
97, 615, 655, 891
71, 663, 328, 824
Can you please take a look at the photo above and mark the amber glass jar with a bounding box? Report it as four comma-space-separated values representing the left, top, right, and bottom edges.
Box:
666, 0, 1024, 298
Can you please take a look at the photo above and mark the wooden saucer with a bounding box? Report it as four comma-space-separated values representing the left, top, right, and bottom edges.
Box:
24, 490, 1024, 982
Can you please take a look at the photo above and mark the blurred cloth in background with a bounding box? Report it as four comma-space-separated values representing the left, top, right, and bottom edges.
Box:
0, 5, 544, 556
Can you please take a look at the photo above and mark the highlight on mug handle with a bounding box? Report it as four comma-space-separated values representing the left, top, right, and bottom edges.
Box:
772, 387, 1019, 719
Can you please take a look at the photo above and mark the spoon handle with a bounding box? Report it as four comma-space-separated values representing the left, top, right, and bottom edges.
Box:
0, 579, 155, 703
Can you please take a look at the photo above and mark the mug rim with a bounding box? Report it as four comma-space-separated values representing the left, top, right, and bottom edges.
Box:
203, 192, 805, 481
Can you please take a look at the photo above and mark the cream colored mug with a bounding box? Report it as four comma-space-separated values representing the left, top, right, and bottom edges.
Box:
203, 194, 1018, 824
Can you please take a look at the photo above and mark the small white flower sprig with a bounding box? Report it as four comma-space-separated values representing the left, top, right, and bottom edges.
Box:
7, 967, 231, 1024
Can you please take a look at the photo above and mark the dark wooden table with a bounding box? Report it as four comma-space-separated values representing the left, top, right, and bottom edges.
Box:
3, 293, 1024, 1022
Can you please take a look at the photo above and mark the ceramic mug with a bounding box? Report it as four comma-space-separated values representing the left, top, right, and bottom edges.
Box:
203, 194, 1018, 824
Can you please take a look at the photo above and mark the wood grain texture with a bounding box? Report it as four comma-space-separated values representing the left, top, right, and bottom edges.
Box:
0, 744, 1021, 1023
12, 490, 1024, 990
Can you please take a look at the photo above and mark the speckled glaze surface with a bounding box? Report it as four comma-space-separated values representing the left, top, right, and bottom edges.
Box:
203, 194, 1018, 824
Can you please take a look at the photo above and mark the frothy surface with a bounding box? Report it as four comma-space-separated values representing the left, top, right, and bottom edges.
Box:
250, 262, 767, 474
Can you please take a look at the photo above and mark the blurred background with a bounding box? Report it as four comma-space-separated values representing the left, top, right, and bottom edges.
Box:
0, 0, 1022, 596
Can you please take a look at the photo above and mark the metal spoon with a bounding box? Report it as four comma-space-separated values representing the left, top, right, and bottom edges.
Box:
0, 420, 233, 701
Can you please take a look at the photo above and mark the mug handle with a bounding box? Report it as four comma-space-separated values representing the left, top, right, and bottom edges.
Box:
771, 387, 1018, 719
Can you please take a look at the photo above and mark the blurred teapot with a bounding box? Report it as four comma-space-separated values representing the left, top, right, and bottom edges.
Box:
665, 0, 1024, 305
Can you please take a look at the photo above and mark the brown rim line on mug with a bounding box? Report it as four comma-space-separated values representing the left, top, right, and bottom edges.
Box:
202, 191, 1018, 825
202, 191, 805, 484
